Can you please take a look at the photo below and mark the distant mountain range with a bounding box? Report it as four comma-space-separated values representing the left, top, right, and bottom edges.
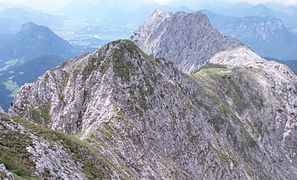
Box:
0, 8, 63, 34
204, 10, 297, 60
0, 22, 78, 110
209, 3, 297, 30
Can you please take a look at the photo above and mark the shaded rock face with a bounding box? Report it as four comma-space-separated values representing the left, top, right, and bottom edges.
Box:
131, 10, 242, 73
0, 107, 4, 114
9, 40, 297, 179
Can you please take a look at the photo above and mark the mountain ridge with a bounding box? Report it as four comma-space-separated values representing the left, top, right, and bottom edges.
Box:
8, 38, 297, 179
3, 10, 297, 179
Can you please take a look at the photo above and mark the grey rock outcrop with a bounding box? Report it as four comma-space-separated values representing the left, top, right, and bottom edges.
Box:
0, 114, 84, 179
0, 113, 123, 179
8, 40, 297, 179
0, 163, 14, 180
0, 106, 4, 114
131, 9, 242, 73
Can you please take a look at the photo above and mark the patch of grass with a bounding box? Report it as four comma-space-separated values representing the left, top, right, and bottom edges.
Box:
112, 49, 134, 81
219, 107, 227, 113
113, 63, 133, 81
198, 63, 234, 79
122, 40, 140, 54
82, 59, 97, 76
97, 122, 114, 143
204, 63, 227, 69
73, 66, 82, 79
89, 56, 97, 63
0, 59, 19, 72
31, 103, 51, 126
149, 60, 158, 66
62, 72, 69, 87
3, 78, 19, 97
0, 129, 35, 178
112, 49, 124, 61
139, 92, 148, 111
12, 118, 122, 179
116, 110, 129, 122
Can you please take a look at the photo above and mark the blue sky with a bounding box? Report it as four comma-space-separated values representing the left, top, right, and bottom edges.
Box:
0, 0, 296, 11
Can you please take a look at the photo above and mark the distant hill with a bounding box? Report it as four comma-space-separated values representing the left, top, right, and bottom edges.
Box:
209, 3, 297, 30
0, 22, 78, 111
0, 22, 76, 64
204, 10, 297, 60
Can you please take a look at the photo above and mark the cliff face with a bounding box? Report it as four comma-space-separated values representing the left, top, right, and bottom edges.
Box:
131, 10, 242, 73
8, 39, 297, 179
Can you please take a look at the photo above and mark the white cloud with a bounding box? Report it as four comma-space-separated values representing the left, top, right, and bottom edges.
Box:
151, 0, 173, 4
0, 0, 74, 11
278, 0, 297, 5
0, 0, 297, 11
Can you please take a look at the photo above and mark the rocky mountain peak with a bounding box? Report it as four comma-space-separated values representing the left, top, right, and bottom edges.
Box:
150, 9, 172, 19
9, 39, 168, 134
131, 10, 243, 73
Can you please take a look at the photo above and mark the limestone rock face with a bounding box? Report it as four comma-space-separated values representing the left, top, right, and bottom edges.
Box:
0, 113, 124, 179
131, 10, 242, 73
0, 114, 83, 179
8, 40, 297, 179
